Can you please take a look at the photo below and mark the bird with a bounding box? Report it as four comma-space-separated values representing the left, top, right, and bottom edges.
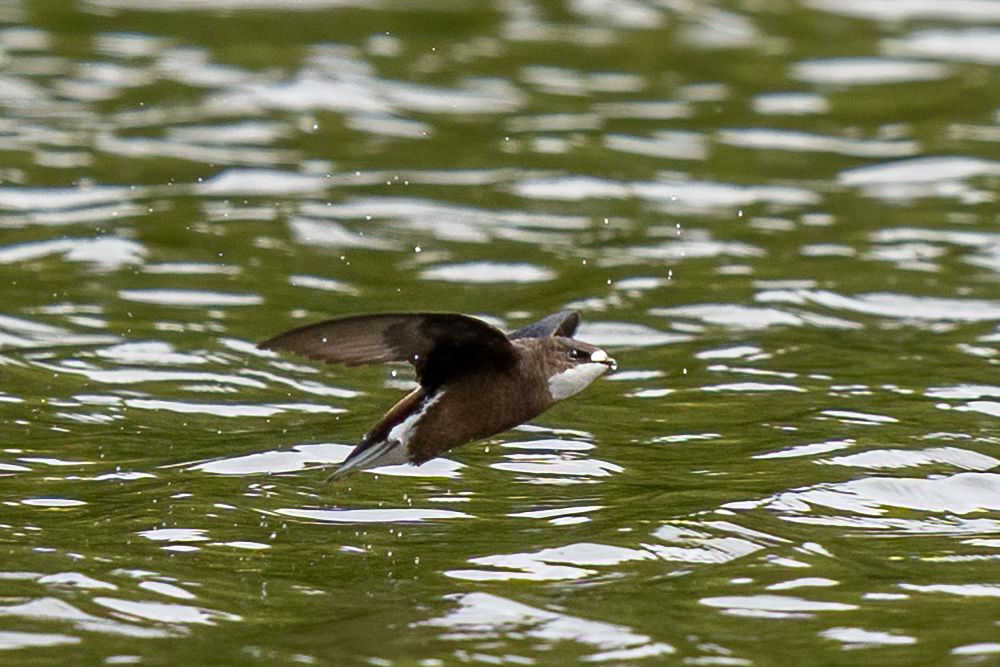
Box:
257, 310, 617, 480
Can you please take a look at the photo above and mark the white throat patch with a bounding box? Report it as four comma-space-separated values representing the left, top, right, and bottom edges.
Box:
547, 363, 609, 401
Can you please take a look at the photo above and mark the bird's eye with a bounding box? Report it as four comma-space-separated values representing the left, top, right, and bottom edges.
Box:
569, 348, 588, 360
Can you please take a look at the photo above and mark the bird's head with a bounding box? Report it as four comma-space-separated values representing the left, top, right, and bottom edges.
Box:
543, 337, 617, 401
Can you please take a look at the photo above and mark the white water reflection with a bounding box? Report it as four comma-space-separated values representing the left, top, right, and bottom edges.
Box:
755, 439, 853, 460
0, 631, 80, 650
625, 239, 765, 262
502, 438, 594, 452
288, 274, 359, 295
138, 528, 208, 542
124, 399, 342, 418
492, 453, 623, 479
32, 361, 265, 388
702, 382, 804, 393
421, 592, 674, 660
953, 643, 1000, 656
952, 401, 1000, 418
275, 508, 473, 524
167, 121, 287, 145
290, 217, 395, 250
900, 583, 1000, 598
192, 443, 462, 478
0, 598, 171, 639
820, 410, 898, 425
650, 532, 764, 565
138, 581, 195, 600
509, 504, 602, 521
700, 595, 857, 616
889, 28, 1000, 65
96, 341, 206, 366
839, 156, 1000, 187
696, 346, 763, 360
37, 572, 111, 591
118, 289, 262, 307
0, 315, 117, 349
311, 194, 589, 245
808, 0, 1000, 22
791, 58, 949, 85
757, 290, 1000, 322
192, 443, 349, 475
204, 69, 523, 122
0, 237, 145, 268
196, 169, 329, 196
574, 321, 688, 347
767, 577, 838, 591
512, 175, 819, 209
869, 228, 1000, 274
761, 472, 1000, 517
822, 446, 998, 471
752, 92, 829, 115
98, 133, 295, 166
0, 185, 136, 211
819, 626, 916, 647
718, 128, 918, 158
449, 519, 778, 583
448, 542, 653, 582
604, 131, 707, 161
92, 598, 239, 625
660, 304, 790, 328
651, 303, 859, 331
21, 498, 86, 507
144, 263, 241, 275
421, 261, 555, 283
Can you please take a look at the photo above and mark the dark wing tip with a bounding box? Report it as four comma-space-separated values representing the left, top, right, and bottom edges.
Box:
508, 309, 582, 339
255, 312, 514, 376
554, 310, 581, 337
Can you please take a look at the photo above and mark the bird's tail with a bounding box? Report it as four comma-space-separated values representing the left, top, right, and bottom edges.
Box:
325, 438, 404, 482
325, 464, 358, 482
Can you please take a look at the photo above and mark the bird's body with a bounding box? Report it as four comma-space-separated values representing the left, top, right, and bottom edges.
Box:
258, 310, 616, 479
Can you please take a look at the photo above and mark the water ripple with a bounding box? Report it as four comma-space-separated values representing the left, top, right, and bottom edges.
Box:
420, 261, 555, 284
420, 593, 674, 659
791, 58, 950, 85
274, 508, 473, 524
118, 289, 263, 307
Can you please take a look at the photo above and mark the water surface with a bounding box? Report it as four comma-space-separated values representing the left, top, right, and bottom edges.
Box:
2, 0, 999, 664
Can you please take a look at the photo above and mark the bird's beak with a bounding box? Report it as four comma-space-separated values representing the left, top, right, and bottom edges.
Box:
590, 349, 618, 372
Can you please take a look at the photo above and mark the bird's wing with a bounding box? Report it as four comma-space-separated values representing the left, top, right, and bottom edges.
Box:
507, 310, 580, 340
258, 313, 516, 389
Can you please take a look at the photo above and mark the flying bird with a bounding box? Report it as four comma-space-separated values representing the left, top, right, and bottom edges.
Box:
258, 310, 617, 480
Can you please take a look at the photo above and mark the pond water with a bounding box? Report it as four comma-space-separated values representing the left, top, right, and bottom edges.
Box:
2, 0, 1000, 664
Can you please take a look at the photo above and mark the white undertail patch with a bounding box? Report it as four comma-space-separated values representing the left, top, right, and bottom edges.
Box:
387, 391, 444, 450
547, 363, 610, 401
386, 391, 444, 447
332, 391, 445, 478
